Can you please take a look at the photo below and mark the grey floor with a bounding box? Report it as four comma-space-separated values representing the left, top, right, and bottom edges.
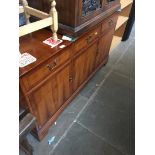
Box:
20, 26, 135, 155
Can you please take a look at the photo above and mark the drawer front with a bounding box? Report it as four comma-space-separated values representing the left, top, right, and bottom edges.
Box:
74, 26, 101, 53
101, 13, 118, 33
22, 49, 70, 91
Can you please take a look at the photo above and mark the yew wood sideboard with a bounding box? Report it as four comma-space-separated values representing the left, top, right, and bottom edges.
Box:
19, 2, 120, 140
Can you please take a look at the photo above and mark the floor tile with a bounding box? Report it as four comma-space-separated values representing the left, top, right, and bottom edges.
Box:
51, 123, 124, 155
91, 66, 109, 85
19, 149, 26, 155
108, 45, 126, 66
99, 70, 134, 91
113, 40, 135, 79
63, 95, 88, 115
105, 36, 133, 71
80, 81, 98, 99
78, 100, 135, 155
93, 71, 135, 115
129, 24, 135, 39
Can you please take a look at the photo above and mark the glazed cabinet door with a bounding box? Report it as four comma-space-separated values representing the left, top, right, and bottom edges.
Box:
95, 28, 115, 67
72, 42, 98, 92
28, 64, 71, 128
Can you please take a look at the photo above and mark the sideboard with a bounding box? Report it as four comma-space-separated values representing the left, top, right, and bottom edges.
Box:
19, 1, 120, 140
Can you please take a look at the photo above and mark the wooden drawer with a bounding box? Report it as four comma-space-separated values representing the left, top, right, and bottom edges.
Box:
101, 13, 118, 33
74, 25, 101, 53
21, 49, 71, 91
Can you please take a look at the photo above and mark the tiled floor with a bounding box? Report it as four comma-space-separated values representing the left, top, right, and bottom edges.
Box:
20, 26, 135, 155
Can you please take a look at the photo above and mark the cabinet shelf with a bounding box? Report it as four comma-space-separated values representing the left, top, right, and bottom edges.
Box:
110, 36, 122, 52
115, 16, 128, 30
110, 0, 133, 51
120, 0, 133, 10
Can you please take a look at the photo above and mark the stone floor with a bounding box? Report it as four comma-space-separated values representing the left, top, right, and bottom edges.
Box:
20, 26, 135, 155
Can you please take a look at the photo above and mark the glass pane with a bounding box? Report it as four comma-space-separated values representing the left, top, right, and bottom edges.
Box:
82, 0, 102, 16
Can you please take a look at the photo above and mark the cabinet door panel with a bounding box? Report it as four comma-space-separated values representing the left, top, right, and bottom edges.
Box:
96, 28, 115, 67
73, 42, 98, 91
28, 64, 71, 128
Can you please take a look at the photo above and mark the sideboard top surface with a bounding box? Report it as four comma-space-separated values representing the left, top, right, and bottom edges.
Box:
19, 29, 72, 77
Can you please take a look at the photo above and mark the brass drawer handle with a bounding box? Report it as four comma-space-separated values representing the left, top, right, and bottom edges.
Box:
47, 59, 57, 71
108, 19, 113, 26
47, 64, 52, 71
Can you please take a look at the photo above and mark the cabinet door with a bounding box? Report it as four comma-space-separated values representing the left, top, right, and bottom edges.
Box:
73, 42, 98, 92
95, 28, 115, 67
28, 64, 71, 128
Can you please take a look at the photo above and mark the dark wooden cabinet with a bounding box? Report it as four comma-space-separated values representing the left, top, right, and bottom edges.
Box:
19, 3, 119, 140
27, 0, 120, 36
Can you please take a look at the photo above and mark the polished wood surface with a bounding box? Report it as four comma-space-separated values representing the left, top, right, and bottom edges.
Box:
20, 12, 118, 140
96, 29, 115, 67
28, 63, 71, 128
73, 41, 98, 92
19, 29, 72, 77
74, 25, 101, 53
21, 47, 70, 92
